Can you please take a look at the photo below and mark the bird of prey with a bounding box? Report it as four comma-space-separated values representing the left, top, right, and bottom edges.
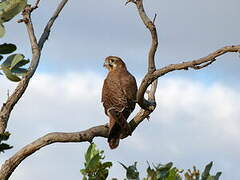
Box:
102, 56, 137, 149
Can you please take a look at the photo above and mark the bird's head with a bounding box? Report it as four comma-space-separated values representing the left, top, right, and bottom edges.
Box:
104, 56, 126, 71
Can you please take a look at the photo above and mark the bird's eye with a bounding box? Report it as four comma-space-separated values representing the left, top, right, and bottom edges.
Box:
110, 59, 114, 63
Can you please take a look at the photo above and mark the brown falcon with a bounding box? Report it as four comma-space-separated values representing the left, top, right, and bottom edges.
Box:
102, 56, 137, 149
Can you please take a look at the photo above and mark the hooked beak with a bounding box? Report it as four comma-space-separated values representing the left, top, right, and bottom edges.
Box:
103, 62, 110, 67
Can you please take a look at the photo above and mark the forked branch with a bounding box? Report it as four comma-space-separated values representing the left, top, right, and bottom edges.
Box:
153, 45, 240, 77
0, 0, 69, 134
134, 0, 159, 111
0, 5, 40, 134
0, 1, 158, 179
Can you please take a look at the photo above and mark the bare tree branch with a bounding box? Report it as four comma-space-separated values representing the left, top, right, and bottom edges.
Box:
0, 110, 150, 180
153, 45, 240, 78
31, 0, 41, 10
134, 0, 159, 111
0, 125, 108, 180
0, 5, 40, 134
135, 45, 240, 110
38, 0, 69, 50
0, 0, 69, 133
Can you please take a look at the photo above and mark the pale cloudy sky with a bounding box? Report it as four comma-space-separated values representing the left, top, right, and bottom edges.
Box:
0, 0, 240, 179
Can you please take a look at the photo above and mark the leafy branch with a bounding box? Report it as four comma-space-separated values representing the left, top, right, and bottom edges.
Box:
80, 143, 222, 180
0, 132, 12, 153
80, 143, 112, 180
0, 43, 29, 82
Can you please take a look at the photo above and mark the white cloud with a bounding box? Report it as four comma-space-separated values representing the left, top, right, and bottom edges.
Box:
0, 73, 240, 180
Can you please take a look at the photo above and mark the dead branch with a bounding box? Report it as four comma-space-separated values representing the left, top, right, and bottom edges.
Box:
0, 110, 150, 180
134, 0, 159, 111
153, 45, 240, 78
38, 0, 69, 50
31, 0, 41, 11
0, 125, 108, 180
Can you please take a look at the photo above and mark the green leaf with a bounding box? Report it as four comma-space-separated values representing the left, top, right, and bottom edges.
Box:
0, 23, 5, 37
86, 153, 101, 170
11, 67, 27, 76
1, 66, 21, 81
146, 162, 156, 178
85, 143, 95, 163
12, 59, 29, 68
119, 162, 140, 180
0, 43, 16, 54
0, 0, 27, 23
201, 162, 213, 180
102, 162, 113, 169
0, 131, 11, 141
10, 54, 26, 69
0, 143, 13, 153
80, 169, 86, 175
213, 172, 222, 180
158, 162, 173, 171
1, 53, 24, 68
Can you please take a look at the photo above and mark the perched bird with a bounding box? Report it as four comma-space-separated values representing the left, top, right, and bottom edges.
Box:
102, 56, 137, 149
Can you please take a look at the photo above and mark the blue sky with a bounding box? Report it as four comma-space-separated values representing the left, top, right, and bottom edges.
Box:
1, 0, 240, 179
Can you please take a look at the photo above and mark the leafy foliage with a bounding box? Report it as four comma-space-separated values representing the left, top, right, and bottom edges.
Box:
80, 143, 112, 180
120, 161, 182, 180
0, 43, 29, 81
184, 162, 222, 180
0, 1, 29, 81
119, 161, 140, 180
0, 23, 4, 37
121, 161, 221, 180
0, 0, 27, 37
143, 162, 182, 180
81, 144, 222, 180
0, 131, 13, 153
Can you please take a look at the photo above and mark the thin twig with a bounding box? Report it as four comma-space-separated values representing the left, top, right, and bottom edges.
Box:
154, 45, 240, 77
190, 58, 216, 70
38, 0, 69, 50
32, 0, 41, 10
153, 13, 157, 24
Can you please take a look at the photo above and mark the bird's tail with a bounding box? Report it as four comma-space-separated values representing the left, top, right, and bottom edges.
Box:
108, 112, 121, 149
107, 109, 131, 149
